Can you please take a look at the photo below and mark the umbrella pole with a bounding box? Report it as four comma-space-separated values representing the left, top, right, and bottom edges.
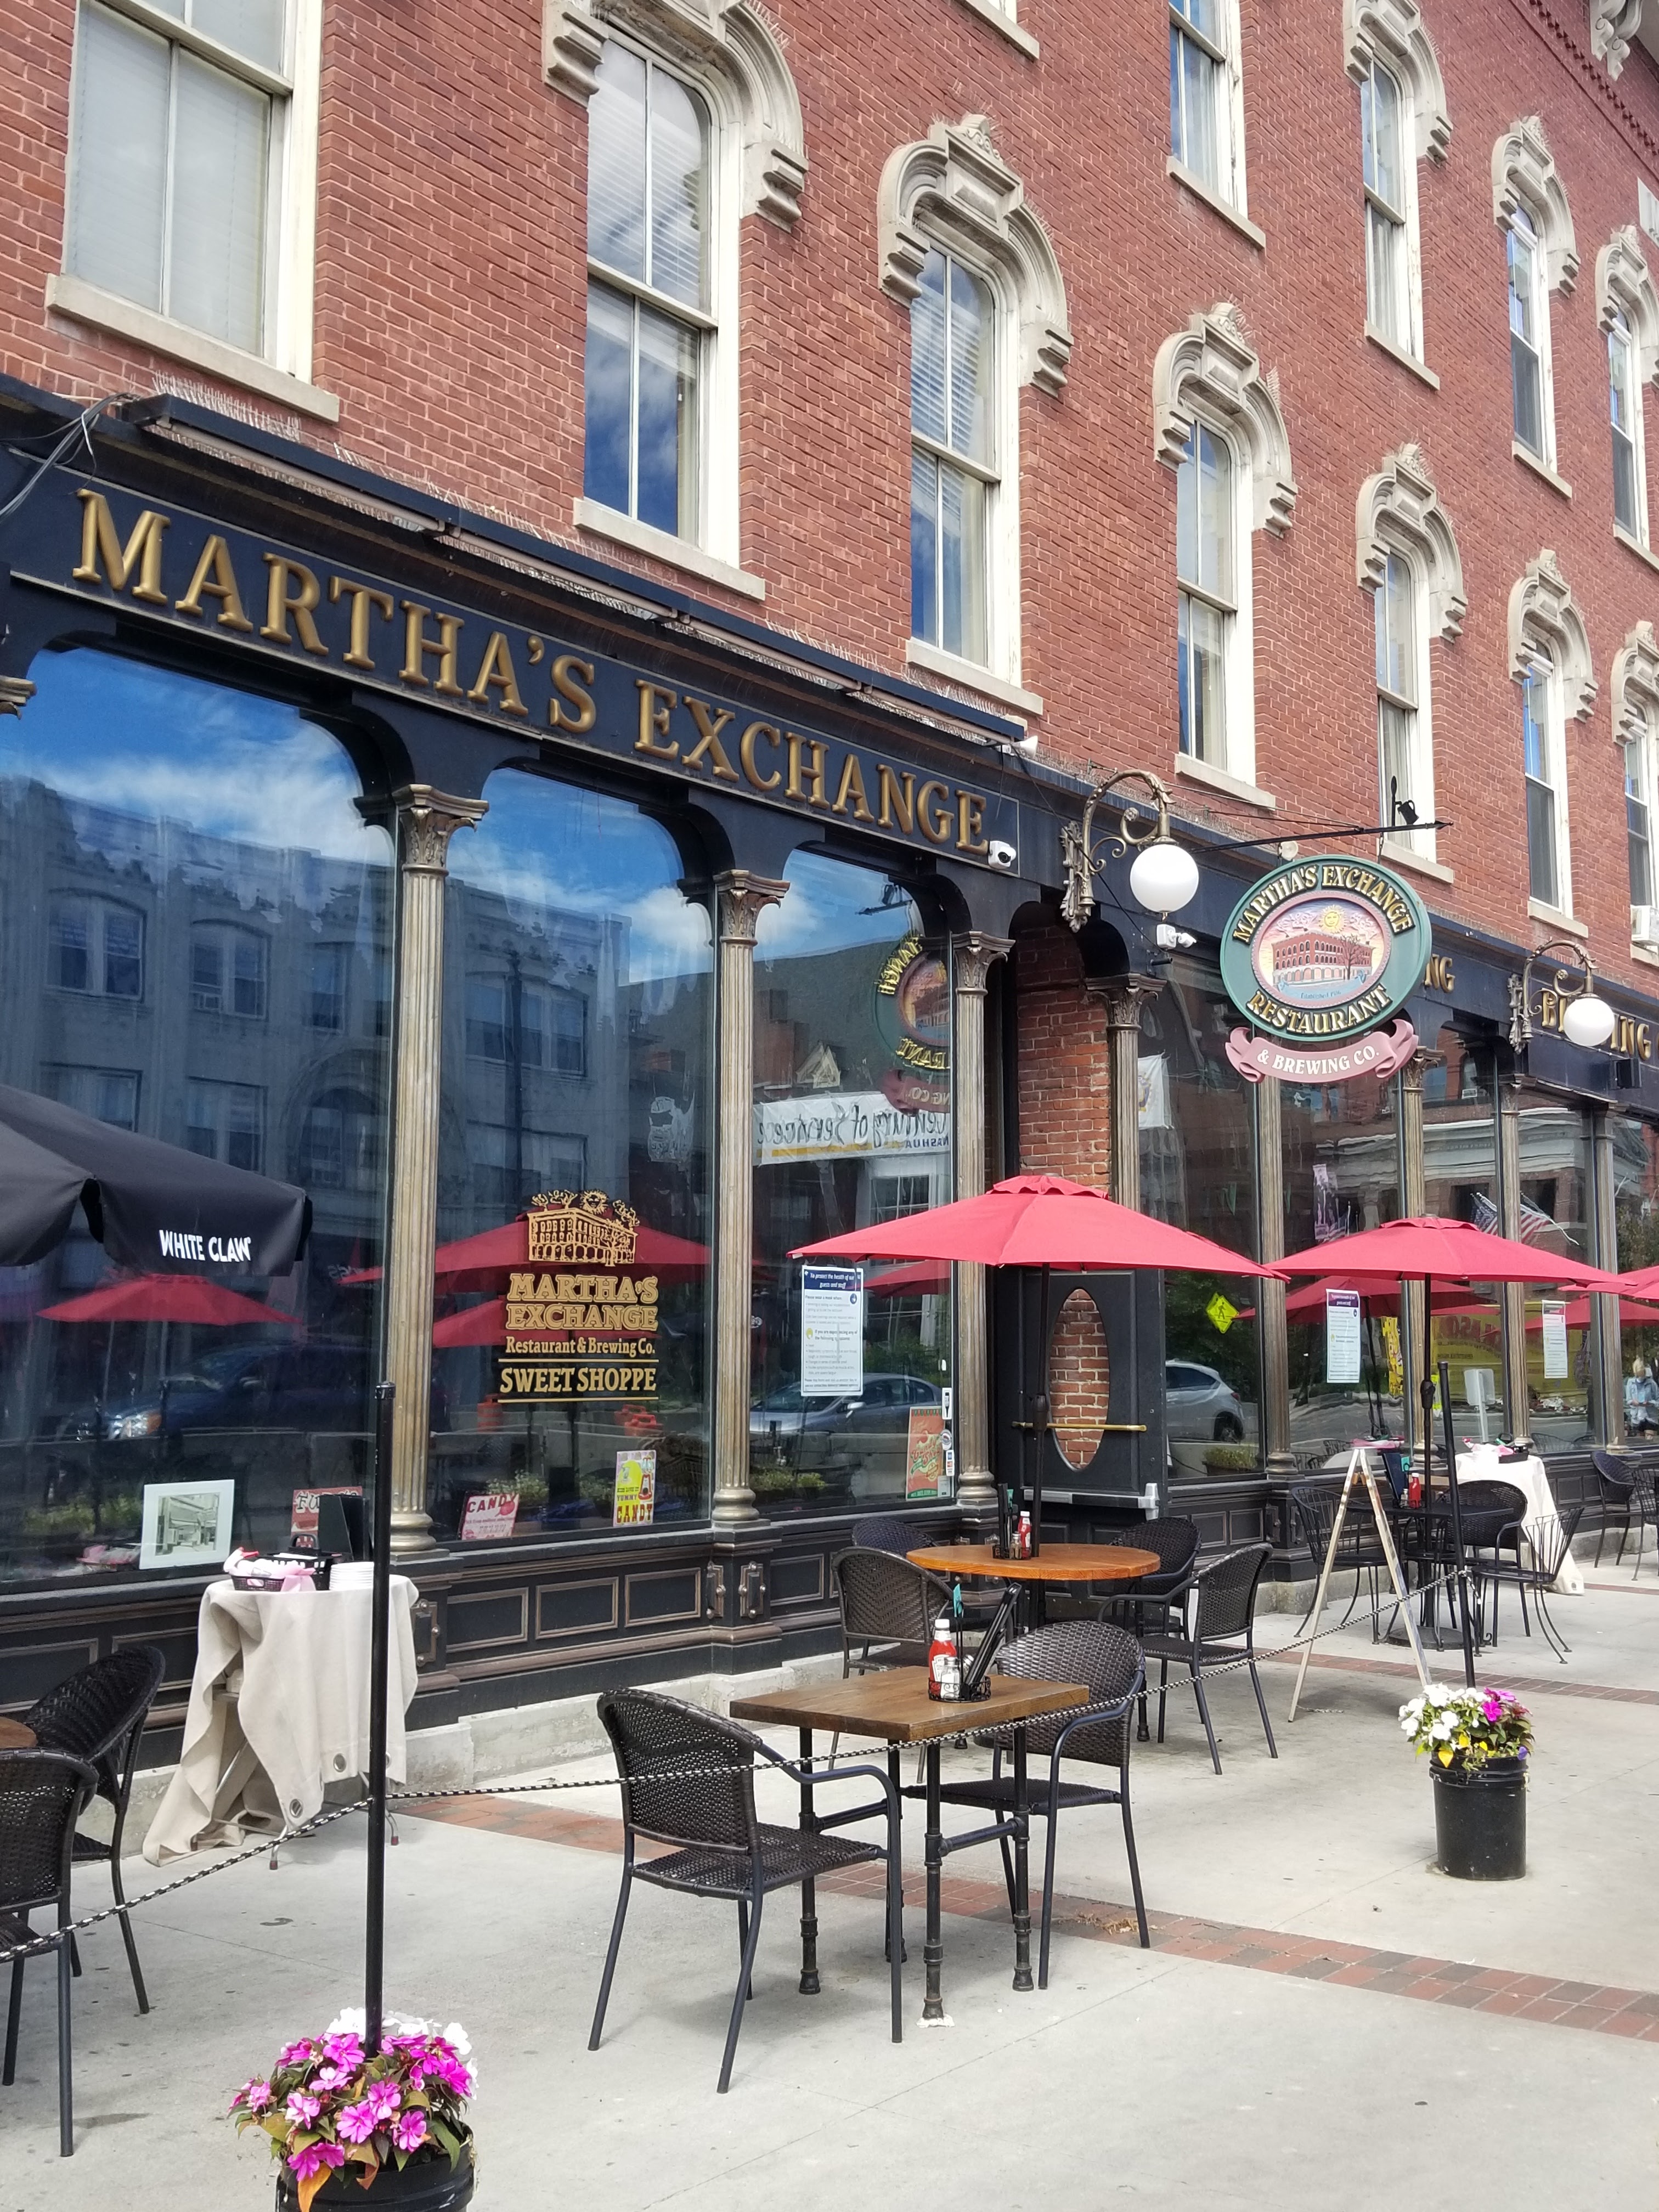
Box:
365, 1379, 395, 2057
1438, 1356, 1477, 1689
1031, 1263, 1052, 1562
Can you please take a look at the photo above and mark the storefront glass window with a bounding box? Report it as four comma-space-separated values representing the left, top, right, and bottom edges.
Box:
1512, 1082, 1600, 1453
1613, 1113, 1659, 1436
751, 853, 952, 1513
0, 648, 392, 1587
430, 770, 713, 1540
1137, 958, 1260, 1478
1420, 1031, 1504, 1443
1281, 1060, 1398, 1466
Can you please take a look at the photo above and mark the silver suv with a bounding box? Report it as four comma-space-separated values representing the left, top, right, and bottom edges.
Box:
1165, 1360, 1246, 1442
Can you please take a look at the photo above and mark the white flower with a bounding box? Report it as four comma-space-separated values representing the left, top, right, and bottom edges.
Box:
1431, 1717, 1453, 1741
442, 2023, 472, 2058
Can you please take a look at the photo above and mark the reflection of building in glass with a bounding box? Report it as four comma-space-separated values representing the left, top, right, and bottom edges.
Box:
1266, 926, 1376, 995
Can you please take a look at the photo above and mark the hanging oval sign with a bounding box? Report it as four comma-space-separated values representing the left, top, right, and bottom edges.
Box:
1219, 857, 1432, 1042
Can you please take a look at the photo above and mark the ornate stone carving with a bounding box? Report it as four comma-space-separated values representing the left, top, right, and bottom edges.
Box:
951, 930, 1012, 998
1153, 303, 1297, 536
1508, 551, 1596, 720
544, 0, 807, 230
1356, 443, 1466, 642
394, 786, 489, 873
1343, 0, 1451, 162
1596, 225, 1659, 383
1491, 117, 1578, 294
716, 870, 789, 944
1590, 0, 1645, 77
1611, 621, 1659, 747
877, 115, 1073, 397
0, 675, 36, 716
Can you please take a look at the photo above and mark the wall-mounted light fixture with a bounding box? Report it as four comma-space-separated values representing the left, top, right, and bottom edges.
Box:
1508, 938, 1617, 1052
1060, 768, 1199, 933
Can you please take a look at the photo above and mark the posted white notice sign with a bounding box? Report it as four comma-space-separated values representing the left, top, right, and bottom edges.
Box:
1541, 1300, 1570, 1380
801, 1265, 864, 1396
1325, 1289, 1362, 1386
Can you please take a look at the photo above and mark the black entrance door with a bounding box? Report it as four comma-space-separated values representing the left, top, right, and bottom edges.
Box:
992, 1269, 1166, 1510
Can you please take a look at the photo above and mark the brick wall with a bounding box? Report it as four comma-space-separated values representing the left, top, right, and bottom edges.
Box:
5, 0, 1659, 1000
1012, 916, 1111, 1181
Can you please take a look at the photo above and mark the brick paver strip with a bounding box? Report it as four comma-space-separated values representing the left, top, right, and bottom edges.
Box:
407, 1791, 1659, 2043
1259, 1647, 1659, 1709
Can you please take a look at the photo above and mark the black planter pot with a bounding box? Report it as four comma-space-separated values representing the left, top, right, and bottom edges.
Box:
275, 2142, 475, 2210
1432, 1758, 1527, 1880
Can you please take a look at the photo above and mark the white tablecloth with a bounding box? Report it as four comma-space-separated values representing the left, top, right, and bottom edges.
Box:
1454, 1446, 1583, 1594
144, 1567, 419, 1864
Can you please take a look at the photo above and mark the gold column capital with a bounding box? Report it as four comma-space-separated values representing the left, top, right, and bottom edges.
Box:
0, 674, 36, 717
391, 785, 489, 873
950, 931, 1012, 998
715, 871, 789, 944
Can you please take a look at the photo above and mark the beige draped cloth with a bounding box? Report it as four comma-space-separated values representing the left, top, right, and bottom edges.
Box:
144, 1569, 419, 1864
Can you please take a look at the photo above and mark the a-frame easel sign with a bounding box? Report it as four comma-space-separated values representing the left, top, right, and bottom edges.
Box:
1287, 1446, 1431, 1722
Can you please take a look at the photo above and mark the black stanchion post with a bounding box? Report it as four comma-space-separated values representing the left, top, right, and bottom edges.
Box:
365, 1379, 395, 2058
1437, 1357, 1477, 1689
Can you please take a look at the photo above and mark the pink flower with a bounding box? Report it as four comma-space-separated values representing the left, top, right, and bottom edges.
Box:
322, 2032, 364, 2069
433, 2058, 473, 2098
336, 2100, 379, 2146
392, 2110, 427, 2154
285, 2091, 323, 2126
312, 2065, 349, 2092
288, 2143, 346, 2181
365, 2080, 402, 2123
244, 2080, 273, 2114
279, 2040, 314, 2068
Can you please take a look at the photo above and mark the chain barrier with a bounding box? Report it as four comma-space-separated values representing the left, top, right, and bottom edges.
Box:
0, 1564, 1474, 1968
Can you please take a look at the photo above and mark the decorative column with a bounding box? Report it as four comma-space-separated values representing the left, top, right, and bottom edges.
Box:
0, 675, 36, 715
384, 786, 487, 1553
1497, 1072, 1532, 1449
1593, 1111, 1624, 1446
1253, 1074, 1293, 1474
951, 932, 1012, 1513
1086, 976, 1163, 1212
1398, 1052, 1439, 1458
712, 872, 788, 1525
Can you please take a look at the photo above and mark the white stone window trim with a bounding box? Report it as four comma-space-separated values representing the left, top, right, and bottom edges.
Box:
1173, 750, 1276, 812
1154, 304, 1293, 797
545, 0, 806, 230
1346, 0, 1450, 371
879, 115, 1072, 696
1599, 226, 1659, 549
572, 498, 765, 599
1168, 0, 1251, 224
1511, 550, 1594, 923
60, 0, 324, 392
1612, 622, 1659, 943
1357, 444, 1463, 870
1492, 117, 1578, 294
954, 0, 1039, 59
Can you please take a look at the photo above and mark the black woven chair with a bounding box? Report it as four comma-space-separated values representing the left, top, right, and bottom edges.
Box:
831, 1547, 943, 1678
1452, 1481, 1527, 1624
1483, 1502, 1586, 1661
2, 1748, 98, 2157
1289, 1481, 1392, 1639
1087, 1516, 1199, 1631
589, 1690, 901, 2093
851, 1514, 924, 1558
24, 1647, 165, 2014
1139, 1542, 1277, 1774
917, 1619, 1148, 1989
1591, 1449, 1656, 1575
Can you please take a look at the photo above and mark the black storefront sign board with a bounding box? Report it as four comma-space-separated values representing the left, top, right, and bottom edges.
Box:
8, 476, 1022, 871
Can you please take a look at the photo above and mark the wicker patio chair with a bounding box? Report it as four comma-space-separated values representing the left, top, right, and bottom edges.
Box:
1590, 1449, 1653, 1573
851, 1514, 924, 1558
1483, 1502, 1586, 1661
24, 1646, 165, 2013
1, 1748, 98, 2157
915, 1618, 1148, 1989
1139, 1542, 1278, 1775
589, 1690, 901, 2093
1289, 1481, 1393, 1639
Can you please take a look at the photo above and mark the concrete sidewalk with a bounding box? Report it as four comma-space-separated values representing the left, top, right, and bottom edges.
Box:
4, 1575, 1658, 2209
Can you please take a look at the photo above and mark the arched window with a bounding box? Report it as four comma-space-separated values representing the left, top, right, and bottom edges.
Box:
1169, 0, 1248, 218
1176, 421, 1234, 768
1493, 119, 1578, 476
1509, 550, 1595, 923
1611, 622, 1659, 943
910, 250, 996, 668
1346, 0, 1451, 371
1598, 228, 1659, 551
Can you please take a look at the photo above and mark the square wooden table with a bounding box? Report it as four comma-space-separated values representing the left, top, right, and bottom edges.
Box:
731, 1668, 1086, 2020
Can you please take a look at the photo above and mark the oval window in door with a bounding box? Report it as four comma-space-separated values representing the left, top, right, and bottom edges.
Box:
1049, 1290, 1110, 1470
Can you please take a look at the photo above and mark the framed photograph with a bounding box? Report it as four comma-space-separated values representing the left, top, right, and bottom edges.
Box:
139, 1478, 236, 1571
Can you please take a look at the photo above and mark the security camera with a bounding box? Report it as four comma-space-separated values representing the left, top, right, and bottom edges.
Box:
1155, 923, 1196, 950
987, 839, 1018, 870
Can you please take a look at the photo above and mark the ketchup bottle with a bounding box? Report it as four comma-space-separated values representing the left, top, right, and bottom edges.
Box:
927, 1613, 959, 1701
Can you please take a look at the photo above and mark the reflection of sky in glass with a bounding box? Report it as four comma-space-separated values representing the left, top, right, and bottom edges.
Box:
9, 648, 385, 864
757, 849, 921, 959
462, 769, 712, 983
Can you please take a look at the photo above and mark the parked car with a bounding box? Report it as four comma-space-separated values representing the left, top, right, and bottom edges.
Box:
1164, 1359, 1246, 1441
84, 1340, 390, 1441
749, 1373, 942, 1452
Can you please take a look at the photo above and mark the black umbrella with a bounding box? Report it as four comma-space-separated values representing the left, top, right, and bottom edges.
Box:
0, 1083, 311, 1275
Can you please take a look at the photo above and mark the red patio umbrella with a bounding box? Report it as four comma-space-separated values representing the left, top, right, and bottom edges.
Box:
41, 1274, 302, 1326
1283, 1273, 1481, 1321
793, 1174, 1277, 1554
865, 1259, 951, 1297
1519, 1294, 1659, 1331
1617, 1263, 1659, 1302
343, 1216, 707, 1290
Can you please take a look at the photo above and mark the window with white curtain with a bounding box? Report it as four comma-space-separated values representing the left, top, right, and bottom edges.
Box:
583, 40, 712, 541
1169, 0, 1238, 204
1522, 663, 1566, 910
1508, 206, 1553, 462
1361, 58, 1414, 354
910, 250, 996, 667
1627, 724, 1655, 927
1175, 422, 1234, 767
1610, 304, 1647, 542
1375, 551, 1421, 835
64, 0, 292, 358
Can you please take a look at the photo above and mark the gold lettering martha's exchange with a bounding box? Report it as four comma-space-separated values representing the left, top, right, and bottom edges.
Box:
1218, 855, 1432, 1065
493, 1191, 659, 1403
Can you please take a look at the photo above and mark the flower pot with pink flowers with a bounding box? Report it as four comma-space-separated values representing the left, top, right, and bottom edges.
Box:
230, 2011, 476, 2211
1400, 1684, 1533, 1881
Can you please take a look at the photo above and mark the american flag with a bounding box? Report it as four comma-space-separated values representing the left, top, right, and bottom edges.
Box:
1470, 1190, 1577, 1247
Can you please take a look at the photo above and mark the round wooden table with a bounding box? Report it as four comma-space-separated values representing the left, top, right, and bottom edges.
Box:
909, 1541, 1162, 1583
0, 1717, 38, 1750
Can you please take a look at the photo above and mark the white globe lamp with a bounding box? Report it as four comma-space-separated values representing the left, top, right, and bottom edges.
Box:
1562, 991, 1616, 1049
1129, 836, 1200, 916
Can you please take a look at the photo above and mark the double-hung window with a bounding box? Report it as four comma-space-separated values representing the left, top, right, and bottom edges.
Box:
1175, 423, 1233, 766
1627, 722, 1655, 929
1361, 60, 1411, 352
1610, 306, 1646, 541
1522, 664, 1563, 909
1170, 1, 1233, 202
1375, 552, 1419, 833
1508, 206, 1551, 461
584, 42, 710, 542
910, 250, 996, 667
65, 0, 293, 358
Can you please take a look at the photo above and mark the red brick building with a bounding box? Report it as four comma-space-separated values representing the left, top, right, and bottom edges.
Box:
2, 0, 1657, 1717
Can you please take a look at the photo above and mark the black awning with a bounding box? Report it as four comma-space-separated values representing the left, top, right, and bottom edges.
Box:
0, 1084, 311, 1276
